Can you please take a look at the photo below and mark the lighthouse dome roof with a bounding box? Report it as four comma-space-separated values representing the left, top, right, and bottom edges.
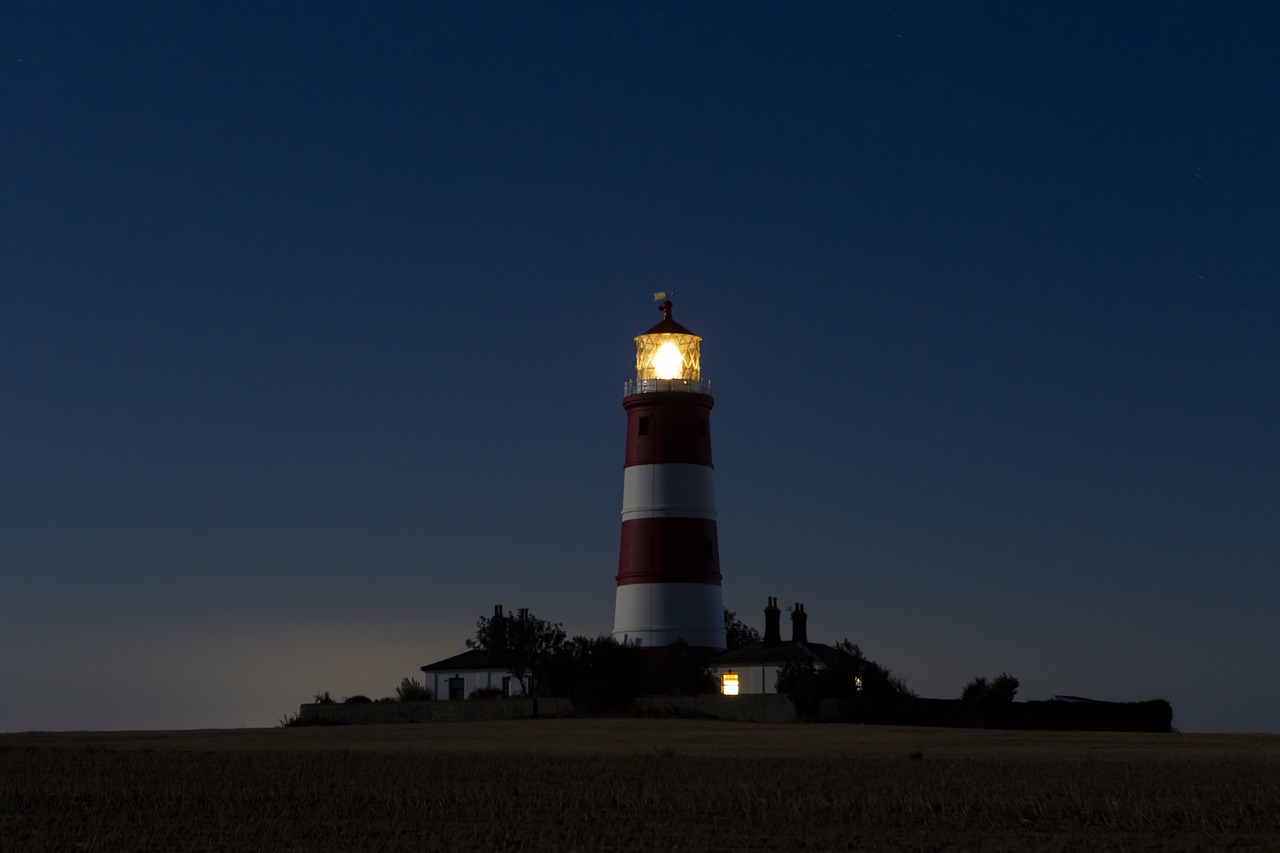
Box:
638, 300, 699, 339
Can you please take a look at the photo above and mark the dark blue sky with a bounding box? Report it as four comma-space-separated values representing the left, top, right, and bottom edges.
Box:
3, 3, 1277, 731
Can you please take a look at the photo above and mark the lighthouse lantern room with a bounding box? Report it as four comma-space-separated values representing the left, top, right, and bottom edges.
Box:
613, 300, 726, 651
631, 314, 703, 386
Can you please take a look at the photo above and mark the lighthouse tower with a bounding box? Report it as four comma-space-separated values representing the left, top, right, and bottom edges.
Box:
613, 300, 726, 651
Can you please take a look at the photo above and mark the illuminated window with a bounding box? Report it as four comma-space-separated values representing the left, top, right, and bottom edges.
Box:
721, 672, 739, 696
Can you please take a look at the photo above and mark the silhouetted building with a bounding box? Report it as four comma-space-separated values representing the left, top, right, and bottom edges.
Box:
710, 599, 835, 695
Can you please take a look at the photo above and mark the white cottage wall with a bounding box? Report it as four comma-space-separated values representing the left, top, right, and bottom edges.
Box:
427, 669, 529, 701
714, 665, 781, 695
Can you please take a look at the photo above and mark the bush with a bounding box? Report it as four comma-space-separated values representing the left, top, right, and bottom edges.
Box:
775, 652, 822, 717
342, 695, 372, 704
962, 673, 1019, 703
469, 687, 504, 699
540, 635, 646, 715
396, 677, 433, 701
313, 691, 335, 705
647, 638, 715, 696
777, 639, 914, 718
277, 712, 341, 728
567, 636, 647, 715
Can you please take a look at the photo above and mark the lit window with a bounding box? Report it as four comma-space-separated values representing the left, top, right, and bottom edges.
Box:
721, 672, 739, 696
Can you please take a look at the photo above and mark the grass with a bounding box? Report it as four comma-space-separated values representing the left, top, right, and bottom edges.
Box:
3, 721, 1279, 851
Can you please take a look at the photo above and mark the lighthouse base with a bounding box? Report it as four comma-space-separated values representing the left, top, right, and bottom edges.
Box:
612, 582, 726, 650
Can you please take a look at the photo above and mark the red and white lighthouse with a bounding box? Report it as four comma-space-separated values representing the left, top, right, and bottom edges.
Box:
612, 300, 726, 651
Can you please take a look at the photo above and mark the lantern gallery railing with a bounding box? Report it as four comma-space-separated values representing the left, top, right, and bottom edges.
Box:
624, 378, 713, 396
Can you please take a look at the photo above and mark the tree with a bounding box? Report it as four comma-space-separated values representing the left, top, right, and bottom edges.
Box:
774, 648, 822, 716
649, 638, 716, 695
776, 638, 914, 718
466, 606, 566, 697
821, 641, 867, 699
962, 673, 1019, 703
543, 635, 647, 715
834, 640, 914, 699
723, 608, 761, 648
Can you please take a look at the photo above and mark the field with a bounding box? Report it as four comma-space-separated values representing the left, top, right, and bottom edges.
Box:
4, 720, 1279, 851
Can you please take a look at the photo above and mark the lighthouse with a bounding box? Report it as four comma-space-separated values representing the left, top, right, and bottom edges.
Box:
612, 300, 726, 651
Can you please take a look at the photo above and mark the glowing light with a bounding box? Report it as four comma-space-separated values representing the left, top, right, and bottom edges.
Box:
652, 340, 684, 379
721, 672, 739, 696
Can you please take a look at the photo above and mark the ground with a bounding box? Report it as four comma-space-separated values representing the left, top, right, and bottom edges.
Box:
3, 720, 1278, 851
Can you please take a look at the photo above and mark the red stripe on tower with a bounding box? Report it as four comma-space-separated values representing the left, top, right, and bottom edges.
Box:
612, 299, 726, 651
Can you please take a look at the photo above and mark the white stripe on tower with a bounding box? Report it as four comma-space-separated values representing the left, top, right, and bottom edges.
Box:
612, 584, 725, 649
621, 463, 717, 521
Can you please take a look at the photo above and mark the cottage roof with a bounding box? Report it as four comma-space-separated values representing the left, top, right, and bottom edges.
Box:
709, 639, 836, 666
420, 649, 505, 672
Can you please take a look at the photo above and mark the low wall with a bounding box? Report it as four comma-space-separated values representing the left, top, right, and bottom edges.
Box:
298, 695, 1169, 731
297, 695, 796, 725
297, 698, 576, 725
815, 697, 1173, 732
634, 694, 797, 723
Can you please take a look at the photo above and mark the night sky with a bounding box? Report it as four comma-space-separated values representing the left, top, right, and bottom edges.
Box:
4, 4, 1277, 732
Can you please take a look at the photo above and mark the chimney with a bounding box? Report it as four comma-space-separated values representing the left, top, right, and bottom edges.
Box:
494, 604, 503, 618
763, 596, 782, 646
518, 607, 529, 621
790, 602, 808, 644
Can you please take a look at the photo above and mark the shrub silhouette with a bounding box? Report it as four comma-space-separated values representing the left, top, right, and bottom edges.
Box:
542, 635, 646, 715
395, 677, 433, 701
962, 673, 1019, 703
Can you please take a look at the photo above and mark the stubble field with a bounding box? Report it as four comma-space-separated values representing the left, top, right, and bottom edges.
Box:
3, 719, 1279, 852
